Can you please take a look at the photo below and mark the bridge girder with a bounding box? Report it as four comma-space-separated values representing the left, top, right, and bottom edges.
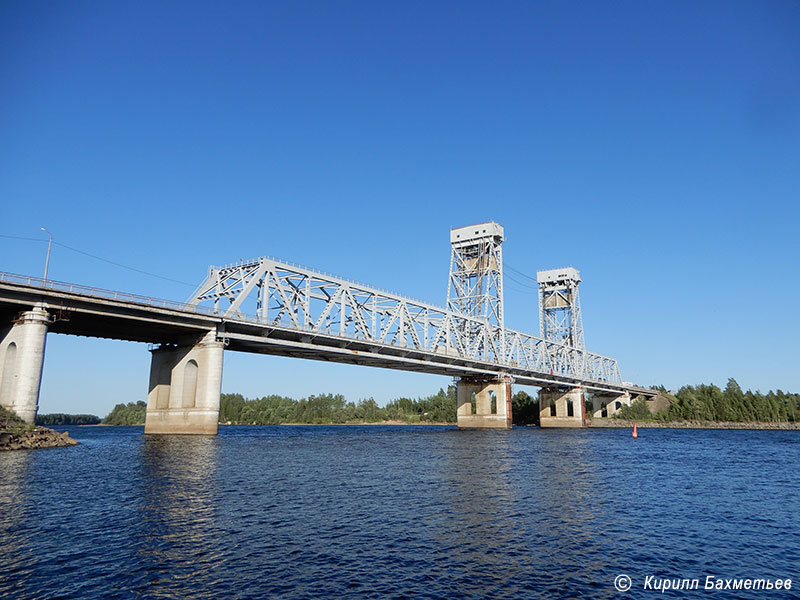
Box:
188, 256, 621, 386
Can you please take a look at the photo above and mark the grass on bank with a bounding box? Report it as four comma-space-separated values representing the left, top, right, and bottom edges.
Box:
0, 405, 35, 435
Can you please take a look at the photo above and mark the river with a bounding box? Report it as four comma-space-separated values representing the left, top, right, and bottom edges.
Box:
1, 425, 797, 599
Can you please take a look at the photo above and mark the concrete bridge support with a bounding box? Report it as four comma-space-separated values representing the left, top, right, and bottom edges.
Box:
144, 331, 224, 435
539, 387, 585, 427
591, 391, 632, 418
0, 305, 49, 424
456, 377, 512, 429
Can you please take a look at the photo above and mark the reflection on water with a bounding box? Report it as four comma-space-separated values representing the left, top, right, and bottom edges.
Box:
438, 430, 618, 599
136, 435, 221, 599
0, 425, 798, 599
438, 430, 521, 596
518, 431, 615, 599
0, 451, 32, 599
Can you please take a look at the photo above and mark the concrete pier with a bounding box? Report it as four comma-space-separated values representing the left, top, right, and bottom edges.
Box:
539, 387, 585, 427
591, 391, 632, 418
0, 305, 49, 424
457, 377, 513, 429
145, 331, 224, 435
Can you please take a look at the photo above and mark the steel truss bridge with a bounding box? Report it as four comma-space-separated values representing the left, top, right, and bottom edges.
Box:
186, 256, 624, 392
0, 222, 652, 433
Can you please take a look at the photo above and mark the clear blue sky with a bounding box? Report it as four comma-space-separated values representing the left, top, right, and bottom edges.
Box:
1, 1, 798, 416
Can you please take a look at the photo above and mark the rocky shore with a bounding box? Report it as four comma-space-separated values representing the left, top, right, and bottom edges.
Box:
589, 419, 800, 430
0, 406, 79, 451
0, 426, 79, 451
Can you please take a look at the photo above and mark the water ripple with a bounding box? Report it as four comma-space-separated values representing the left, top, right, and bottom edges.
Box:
0, 426, 798, 598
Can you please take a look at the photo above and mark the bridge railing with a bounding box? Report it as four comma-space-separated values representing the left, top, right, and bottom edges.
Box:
0, 272, 219, 316
188, 257, 623, 385
1, 269, 623, 386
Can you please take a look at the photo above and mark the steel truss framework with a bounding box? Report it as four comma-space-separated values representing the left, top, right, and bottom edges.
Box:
189, 257, 621, 385
538, 268, 585, 349
447, 226, 504, 327
446, 223, 504, 362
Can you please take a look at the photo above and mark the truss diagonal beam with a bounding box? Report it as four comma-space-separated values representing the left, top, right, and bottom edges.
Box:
188, 256, 622, 387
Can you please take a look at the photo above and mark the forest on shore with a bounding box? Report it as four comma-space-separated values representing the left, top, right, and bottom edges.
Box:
101, 390, 463, 426
618, 379, 800, 423
96, 378, 800, 426
35, 413, 101, 426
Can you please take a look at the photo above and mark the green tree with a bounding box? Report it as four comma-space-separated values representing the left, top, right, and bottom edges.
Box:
103, 401, 146, 425
674, 385, 713, 420
355, 398, 383, 422
420, 387, 457, 422
219, 393, 246, 422
36, 413, 101, 426
616, 397, 652, 420
512, 390, 538, 425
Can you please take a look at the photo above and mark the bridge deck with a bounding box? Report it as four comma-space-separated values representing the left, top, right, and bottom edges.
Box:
0, 272, 652, 396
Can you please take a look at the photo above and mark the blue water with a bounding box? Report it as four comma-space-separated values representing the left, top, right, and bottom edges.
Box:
1, 425, 798, 599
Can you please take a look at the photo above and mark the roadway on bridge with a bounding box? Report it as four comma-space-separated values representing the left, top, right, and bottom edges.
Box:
0, 273, 649, 395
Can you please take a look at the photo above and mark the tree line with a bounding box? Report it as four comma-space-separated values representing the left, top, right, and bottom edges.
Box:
103, 400, 147, 425
219, 388, 458, 424
35, 413, 101, 426
99, 389, 461, 425
96, 378, 800, 426
97, 389, 537, 425
617, 379, 800, 423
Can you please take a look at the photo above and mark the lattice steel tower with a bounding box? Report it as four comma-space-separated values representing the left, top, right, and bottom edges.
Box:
447, 222, 504, 328
537, 267, 584, 349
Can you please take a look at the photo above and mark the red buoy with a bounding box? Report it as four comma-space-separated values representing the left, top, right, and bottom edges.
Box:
632, 422, 638, 439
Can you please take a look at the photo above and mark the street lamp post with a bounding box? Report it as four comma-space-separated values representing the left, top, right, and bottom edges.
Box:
41, 227, 53, 281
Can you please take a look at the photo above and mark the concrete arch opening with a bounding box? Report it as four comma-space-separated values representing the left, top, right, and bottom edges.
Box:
145, 331, 224, 434
0, 306, 49, 423
0, 341, 17, 406
456, 378, 512, 429
539, 388, 585, 428
156, 363, 171, 409
182, 359, 198, 408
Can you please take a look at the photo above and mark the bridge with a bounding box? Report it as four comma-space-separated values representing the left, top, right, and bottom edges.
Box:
0, 222, 652, 433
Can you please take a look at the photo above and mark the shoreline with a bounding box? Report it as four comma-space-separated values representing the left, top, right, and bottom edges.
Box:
0, 426, 79, 451
53, 420, 800, 431
588, 419, 800, 430
69, 421, 456, 427
230, 420, 455, 427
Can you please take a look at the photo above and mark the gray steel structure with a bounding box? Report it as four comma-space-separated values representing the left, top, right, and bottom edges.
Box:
446, 222, 505, 364
187, 253, 620, 386
446, 222, 504, 326
0, 220, 648, 433
537, 267, 585, 349
0, 269, 629, 393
